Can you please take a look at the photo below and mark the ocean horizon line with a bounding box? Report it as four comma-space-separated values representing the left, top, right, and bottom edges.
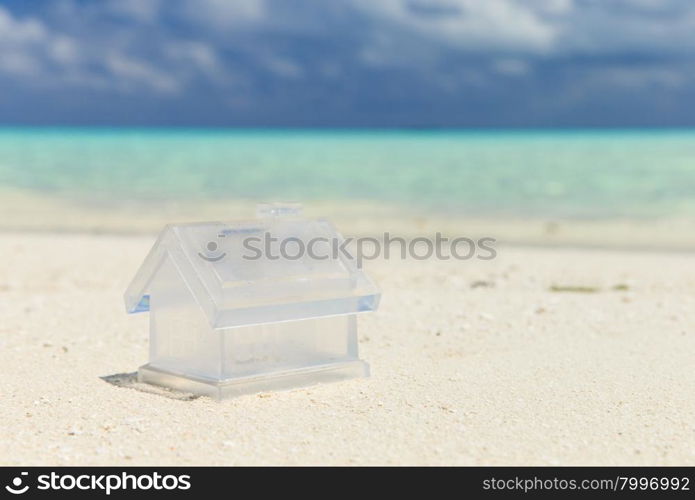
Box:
1, 125, 695, 134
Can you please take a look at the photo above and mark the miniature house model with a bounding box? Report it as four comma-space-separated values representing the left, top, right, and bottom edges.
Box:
124, 204, 380, 399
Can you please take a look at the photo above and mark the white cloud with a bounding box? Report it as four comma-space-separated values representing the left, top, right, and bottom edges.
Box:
0, 6, 181, 94
588, 66, 689, 90
3, 0, 695, 102
353, 0, 559, 53
164, 40, 238, 86
0, 6, 48, 77
559, 6, 695, 56
264, 57, 303, 79
105, 53, 180, 94
48, 35, 80, 66
180, 0, 266, 29
108, 0, 161, 23
0, 7, 82, 81
0, 52, 42, 77
492, 58, 530, 76
0, 7, 47, 45
166, 41, 218, 73
351, 0, 695, 58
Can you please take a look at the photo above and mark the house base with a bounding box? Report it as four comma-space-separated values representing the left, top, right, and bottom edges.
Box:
138, 360, 370, 400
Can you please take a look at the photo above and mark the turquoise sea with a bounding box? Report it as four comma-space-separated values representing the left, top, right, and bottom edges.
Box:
1, 128, 695, 218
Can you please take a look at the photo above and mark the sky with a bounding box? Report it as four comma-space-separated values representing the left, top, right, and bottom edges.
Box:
1, 0, 695, 127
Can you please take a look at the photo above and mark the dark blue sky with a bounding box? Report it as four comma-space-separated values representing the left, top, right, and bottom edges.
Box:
2, 0, 695, 127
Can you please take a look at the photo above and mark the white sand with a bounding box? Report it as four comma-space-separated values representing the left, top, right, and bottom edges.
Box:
4, 188, 695, 250
1, 231, 695, 465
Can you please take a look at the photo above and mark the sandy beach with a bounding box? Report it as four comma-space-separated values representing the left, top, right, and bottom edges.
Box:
1, 229, 694, 465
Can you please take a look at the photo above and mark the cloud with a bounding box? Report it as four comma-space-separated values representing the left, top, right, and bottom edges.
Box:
108, 0, 162, 23
2, 0, 695, 125
492, 58, 530, 76
0, 6, 49, 76
353, 0, 560, 53
49, 35, 80, 66
0, 5, 184, 95
165, 41, 219, 73
551, 0, 695, 56
0, 6, 46, 44
4, 1, 695, 87
180, 0, 266, 29
105, 53, 180, 94
263, 57, 303, 79
584, 65, 690, 90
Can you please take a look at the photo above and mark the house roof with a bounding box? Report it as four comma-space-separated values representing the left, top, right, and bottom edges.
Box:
124, 206, 380, 328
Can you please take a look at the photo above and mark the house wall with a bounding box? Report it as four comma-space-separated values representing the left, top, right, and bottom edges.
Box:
148, 257, 361, 381
148, 257, 222, 379
219, 314, 358, 379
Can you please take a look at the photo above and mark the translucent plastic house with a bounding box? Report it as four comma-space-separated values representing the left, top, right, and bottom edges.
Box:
124, 203, 379, 399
